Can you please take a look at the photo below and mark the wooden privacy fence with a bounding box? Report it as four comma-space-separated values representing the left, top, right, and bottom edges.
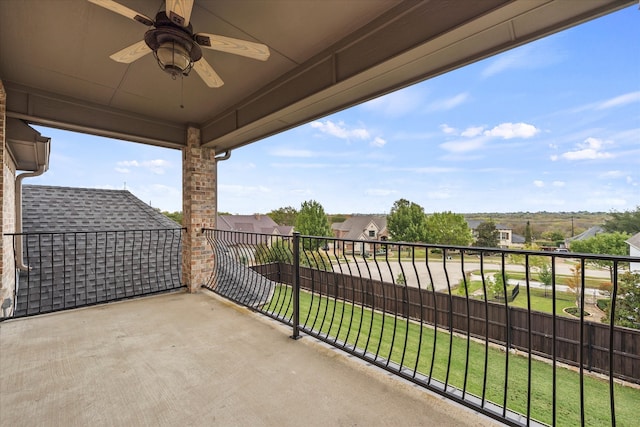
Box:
253, 262, 640, 384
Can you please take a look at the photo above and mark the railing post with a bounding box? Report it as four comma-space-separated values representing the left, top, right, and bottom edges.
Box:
291, 232, 301, 340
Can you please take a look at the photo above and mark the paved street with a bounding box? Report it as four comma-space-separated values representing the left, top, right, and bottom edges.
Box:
335, 257, 611, 293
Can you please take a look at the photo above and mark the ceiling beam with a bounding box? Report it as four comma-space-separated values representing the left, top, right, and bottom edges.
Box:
4, 83, 186, 150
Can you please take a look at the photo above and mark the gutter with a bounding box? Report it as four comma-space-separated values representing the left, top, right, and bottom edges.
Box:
15, 165, 47, 271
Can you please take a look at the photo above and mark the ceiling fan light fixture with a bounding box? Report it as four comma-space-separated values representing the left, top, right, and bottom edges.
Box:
154, 40, 193, 77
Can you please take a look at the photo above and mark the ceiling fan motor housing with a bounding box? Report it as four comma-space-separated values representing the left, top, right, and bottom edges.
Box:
144, 12, 202, 76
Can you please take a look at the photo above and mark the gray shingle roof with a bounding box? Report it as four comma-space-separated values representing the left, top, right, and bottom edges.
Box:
332, 215, 387, 240
511, 233, 526, 244
22, 185, 179, 232
15, 185, 183, 317
216, 214, 279, 234
627, 232, 640, 250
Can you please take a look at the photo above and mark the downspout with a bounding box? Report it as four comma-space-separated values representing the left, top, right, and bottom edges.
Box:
15, 165, 47, 271
214, 151, 231, 162
213, 151, 231, 230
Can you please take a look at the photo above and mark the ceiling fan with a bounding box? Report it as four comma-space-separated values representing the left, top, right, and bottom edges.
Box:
88, 0, 270, 88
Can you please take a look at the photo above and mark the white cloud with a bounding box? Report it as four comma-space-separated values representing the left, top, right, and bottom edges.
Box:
118, 160, 139, 167
600, 170, 624, 178
439, 137, 487, 153
310, 119, 388, 149
560, 137, 614, 160
371, 137, 387, 147
461, 126, 484, 138
552, 181, 565, 187
483, 122, 540, 139
440, 124, 457, 135
311, 120, 370, 140
116, 159, 170, 174
533, 180, 545, 188
427, 92, 469, 112
441, 122, 539, 141
596, 91, 640, 110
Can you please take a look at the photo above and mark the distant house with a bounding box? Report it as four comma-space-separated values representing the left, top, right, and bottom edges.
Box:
217, 214, 292, 236
466, 220, 513, 248
332, 215, 388, 255
214, 214, 294, 265
627, 232, 640, 272
16, 185, 183, 316
511, 233, 526, 247
216, 214, 293, 246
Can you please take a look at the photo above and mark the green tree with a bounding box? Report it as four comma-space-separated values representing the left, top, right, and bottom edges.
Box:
542, 230, 565, 245
255, 240, 293, 264
603, 206, 640, 234
328, 214, 349, 224
524, 220, 532, 245
475, 220, 499, 248
491, 272, 510, 299
569, 232, 630, 281
295, 200, 332, 250
538, 262, 553, 297
602, 271, 640, 329
424, 211, 473, 246
267, 206, 298, 226
162, 211, 183, 225
386, 199, 428, 242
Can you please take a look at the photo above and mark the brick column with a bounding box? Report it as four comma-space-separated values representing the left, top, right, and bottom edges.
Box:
182, 126, 216, 292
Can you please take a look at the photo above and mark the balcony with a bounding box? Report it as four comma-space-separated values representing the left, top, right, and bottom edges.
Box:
2, 229, 639, 426
1, 291, 498, 426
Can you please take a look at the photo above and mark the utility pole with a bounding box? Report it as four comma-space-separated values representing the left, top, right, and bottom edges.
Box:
571, 215, 574, 237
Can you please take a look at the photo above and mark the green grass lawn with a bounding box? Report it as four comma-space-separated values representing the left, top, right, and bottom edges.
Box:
457, 279, 587, 318
265, 286, 638, 426
509, 287, 578, 316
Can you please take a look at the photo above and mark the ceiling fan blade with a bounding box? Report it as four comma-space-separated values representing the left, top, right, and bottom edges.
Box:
194, 33, 270, 61
166, 0, 194, 27
88, 0, 154, 26
110, 40, 152, 63
193, 58, 224, 88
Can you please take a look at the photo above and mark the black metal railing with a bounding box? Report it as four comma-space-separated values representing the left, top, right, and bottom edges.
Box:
203, 228, 640, 427
4, 228, 185, 318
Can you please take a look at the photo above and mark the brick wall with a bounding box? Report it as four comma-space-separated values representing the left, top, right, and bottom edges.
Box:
182, 126, 216, 292
0, 80, 17, 316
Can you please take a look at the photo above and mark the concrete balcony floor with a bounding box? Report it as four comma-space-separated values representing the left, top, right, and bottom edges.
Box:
1, 291, 499, 426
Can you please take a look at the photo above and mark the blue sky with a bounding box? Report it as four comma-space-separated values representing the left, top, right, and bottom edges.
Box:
33, 5, 639, 215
